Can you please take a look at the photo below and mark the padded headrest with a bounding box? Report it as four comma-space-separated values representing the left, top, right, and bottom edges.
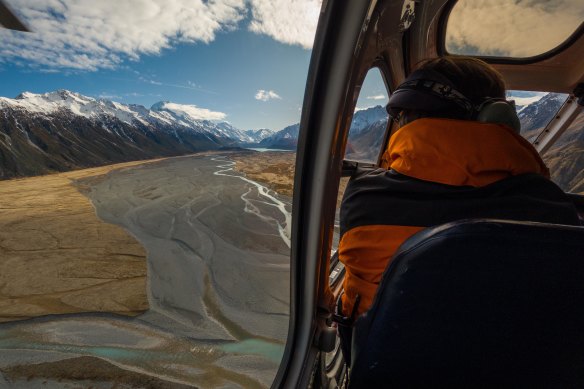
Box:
350, 219, 584, 388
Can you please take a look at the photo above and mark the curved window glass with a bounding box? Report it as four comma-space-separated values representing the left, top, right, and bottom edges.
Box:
544, 111, 584, 194
344, 68, 390, 164
0, 0, 321, 387
509, 89, 582, 194
509, 90, 569, 142
445, 0, 584, 58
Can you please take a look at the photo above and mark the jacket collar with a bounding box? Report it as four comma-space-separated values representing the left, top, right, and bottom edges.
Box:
381, 118, 549, 187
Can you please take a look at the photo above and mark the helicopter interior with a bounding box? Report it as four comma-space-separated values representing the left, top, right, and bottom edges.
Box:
1, 0, 583, 388
278, 0, 584, 388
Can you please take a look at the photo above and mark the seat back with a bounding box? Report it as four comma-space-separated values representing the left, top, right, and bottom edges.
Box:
349, 219, 584, 388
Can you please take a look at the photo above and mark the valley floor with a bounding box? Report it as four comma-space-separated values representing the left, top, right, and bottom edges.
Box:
0, 151, 292, 388
0, 160, 159, 322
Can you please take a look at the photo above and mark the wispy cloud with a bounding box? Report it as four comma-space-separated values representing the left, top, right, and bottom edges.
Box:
446, 0, 584, 57
97, 93, 121, 100
1, 0, 246, 71
507, 91, 547, 106
136, 75, 218, 94
1, 0, 322, 72
255, 89, 282, 101
124, 92, 162, 98
108, 74, 218, 94
161, 102, 226, 121
367, 94, 386, 100
248, 0, 322, 49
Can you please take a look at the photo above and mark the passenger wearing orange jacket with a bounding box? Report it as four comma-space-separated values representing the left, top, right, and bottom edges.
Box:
336, 57, 580, 350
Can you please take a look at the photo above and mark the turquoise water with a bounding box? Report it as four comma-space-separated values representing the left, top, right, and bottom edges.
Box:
0, 337, 157, 362
0, 320, 284, 389
246, 148, 293, 152
0, 328, 284, 365
219, 339, 285, 364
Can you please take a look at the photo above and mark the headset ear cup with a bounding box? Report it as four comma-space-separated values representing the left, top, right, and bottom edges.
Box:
476, 101, 521, 133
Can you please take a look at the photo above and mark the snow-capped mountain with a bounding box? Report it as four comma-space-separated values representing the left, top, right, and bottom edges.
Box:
259, 105, 389, 150
150, 101, 253, 143
350, 105, 388, 134
0, 90, 253, 143
346, 106, 389, 159
0, 90, 250, 179
1, 90, 148, 125
518, 92, 566, 139
507, 92, 547, 113
245, 128, 274, 143
259, 123, 300, 149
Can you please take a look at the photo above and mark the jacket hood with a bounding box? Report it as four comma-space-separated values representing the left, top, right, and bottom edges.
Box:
381, 118, 549, 187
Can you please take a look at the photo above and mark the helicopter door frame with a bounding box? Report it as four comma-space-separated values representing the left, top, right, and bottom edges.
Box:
271, 1, 379, 388
274, 0, 584, 386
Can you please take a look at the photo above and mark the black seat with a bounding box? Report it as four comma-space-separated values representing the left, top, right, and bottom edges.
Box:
349, 219, 584, 389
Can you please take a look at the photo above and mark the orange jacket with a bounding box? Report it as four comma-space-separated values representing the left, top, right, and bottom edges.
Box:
339, 118, 579, 317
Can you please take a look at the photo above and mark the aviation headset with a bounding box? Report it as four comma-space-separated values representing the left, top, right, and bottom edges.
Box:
386, 69, 521, 132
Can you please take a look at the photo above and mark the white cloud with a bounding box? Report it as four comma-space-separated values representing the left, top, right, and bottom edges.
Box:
255, 89, 282, 101
98, 93, 121, 100
0, 0, 323, 71
124, 92, 162, 98
367, 94, 386, 100
507, 92, 547, 106
248, 0, 322, 49
1, 0, 246, 71
162, 102, 226, 121
446, 0, 584, 57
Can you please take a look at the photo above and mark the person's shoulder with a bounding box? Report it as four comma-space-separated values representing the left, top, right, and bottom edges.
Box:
488, 173, 570, 199
348, 167, 404, 186
341, 168, 412, 218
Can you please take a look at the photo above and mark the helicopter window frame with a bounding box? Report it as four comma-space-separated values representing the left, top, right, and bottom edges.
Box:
342, 61, 394, 168
437, 0, 584, 65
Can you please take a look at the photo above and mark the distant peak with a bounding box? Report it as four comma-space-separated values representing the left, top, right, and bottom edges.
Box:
150, 101, 171, 111
15, 91, 37, 100
52, 89, 73, 96
15, 90, 76, 100
40, 89, 84, 100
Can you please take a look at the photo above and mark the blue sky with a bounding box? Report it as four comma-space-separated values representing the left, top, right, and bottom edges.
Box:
1, 1, 580, 131
0, 0, 389, 132
0, 1, 316, 131
0, 29, 316, 131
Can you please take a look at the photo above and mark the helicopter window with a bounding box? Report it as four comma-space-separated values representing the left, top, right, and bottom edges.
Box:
0, 0, 323, 386
445, 0, 584, 58
542, 111, 584, 194
509, 90, 569, 142
509, 90, 582, 193
344, 67, 390, 164
334, 67, 389, 279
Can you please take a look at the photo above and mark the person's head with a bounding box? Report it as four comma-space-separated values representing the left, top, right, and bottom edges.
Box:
387, 56, 511, 127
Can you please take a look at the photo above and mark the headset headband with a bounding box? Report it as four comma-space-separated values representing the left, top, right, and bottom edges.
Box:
395, 78, 475, 113
386, 69, 520, 132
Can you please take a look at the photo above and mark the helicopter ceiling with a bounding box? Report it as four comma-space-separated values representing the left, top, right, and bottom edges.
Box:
0, 0, 29, 32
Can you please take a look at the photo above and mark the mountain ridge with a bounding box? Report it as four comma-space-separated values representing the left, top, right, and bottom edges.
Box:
1, 91, 581, 192
0, 90, 262, 143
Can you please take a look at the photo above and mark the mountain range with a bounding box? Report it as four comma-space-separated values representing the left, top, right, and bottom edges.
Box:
0, 90, 275, 179
518, 93, 566, 141
0, 90, 581, 193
